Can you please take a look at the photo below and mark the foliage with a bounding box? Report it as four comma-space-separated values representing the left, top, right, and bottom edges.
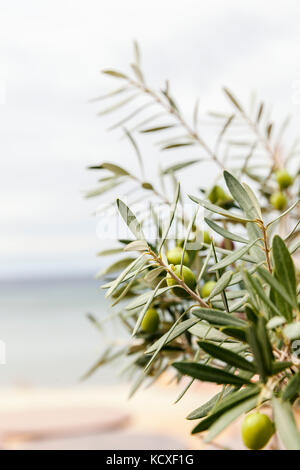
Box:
85, 43, 300, 449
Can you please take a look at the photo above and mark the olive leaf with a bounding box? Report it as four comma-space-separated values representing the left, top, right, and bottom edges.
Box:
96, 257, 136, 278
187, 388, 234, 420
102, 69, 129, 79
125, 286, 174, 311
162, 159, 201, 174
204, 218, 249, 244
209, 238, 260, 272
223, 88, 244, 113
145, 318, 199, 355
189, 194, 254, 223
198, 341, 256, 373
282, 371, 300, 402
203, 395, 258, 442
257, 267, 295, 312
190, 387, 259, 435
173, 361, 252, 386
223, 170, 264, 261
208, 270, 233, 301
88, 162, 130, 176
192, 307, 247, 328
272, 235, 298, 316
272, 396, 300, 450
117, 199, 145, 240
267, 199, 300, 228
158, 182, 180, 252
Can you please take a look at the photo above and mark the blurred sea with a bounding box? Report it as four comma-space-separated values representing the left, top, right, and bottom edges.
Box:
0, 278, 128, 387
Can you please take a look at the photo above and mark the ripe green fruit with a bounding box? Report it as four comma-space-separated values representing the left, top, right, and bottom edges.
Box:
202, 231, 211, 245
275, 169, 293, 189
141, 308, 160, 334
208, 185, 233, 208
166, 265, 196, 298
200, 280, 217, 298
208, 185, 226, 204
167, 247, 189, 266
270, 191, 287, 211
242, 412, 274, 450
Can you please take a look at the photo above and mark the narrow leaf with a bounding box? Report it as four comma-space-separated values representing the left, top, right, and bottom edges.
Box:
189, 194, 254, 223
208, 271, 233, 300
158, 182, 180, 252
145, 318, 199, 355
209, 238, 260, 271
282, 371, 300, 402
116, 199, 145, 240
204, 396, 258, 442
192, 307, 247, 328
173, 362, 252, 386
272, 396, 300, 450
198, 341, 256, 372
205, 218, 249, 244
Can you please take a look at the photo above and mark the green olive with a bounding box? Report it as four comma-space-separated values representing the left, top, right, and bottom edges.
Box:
141, 308, 160, 334
200, 280, 217, 298
208, 185, 233, 208
167, 247, 189, 266
202, 231, 211, 245
166, 265, 196, 298
270, 191, 287, 211
242, 412, 274, 450
275, 169, 293, 190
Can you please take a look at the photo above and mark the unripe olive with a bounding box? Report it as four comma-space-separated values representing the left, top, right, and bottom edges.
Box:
241, 412, 274, 450
208, 185, 233, 208
270, 191, 287, 211
208, 185, 227, 204
200, 280, 217, 298
141, 308, 160, 334
199, 231, 211, 251
275, 169, 293, 190
166, 265, 196, 298
202, 231, 211, 245
167, 247, 189, 266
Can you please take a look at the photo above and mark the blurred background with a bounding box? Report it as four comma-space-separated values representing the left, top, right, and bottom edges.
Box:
0, 0, 300, 449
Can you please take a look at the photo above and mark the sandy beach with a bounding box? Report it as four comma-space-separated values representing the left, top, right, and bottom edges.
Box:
0, 379, 283, 450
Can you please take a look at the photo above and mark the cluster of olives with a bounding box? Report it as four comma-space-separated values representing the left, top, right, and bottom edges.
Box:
166, 240, 217, 299
141, 238, 217, 334
141, 243, 275, 451
270, 169, 293, 211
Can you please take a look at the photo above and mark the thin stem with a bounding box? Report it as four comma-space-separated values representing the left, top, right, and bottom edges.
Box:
128, 78, 224, 170
148, 249, 209, 308
131, 174, 170, 204
240, 110, 279, 167
260, 223, 272, 273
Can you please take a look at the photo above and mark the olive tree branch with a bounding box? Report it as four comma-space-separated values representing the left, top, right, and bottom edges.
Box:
147, 248, 209, 308
127, 77, 224, 170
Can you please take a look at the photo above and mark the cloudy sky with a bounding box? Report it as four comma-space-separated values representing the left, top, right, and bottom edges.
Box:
1, 0, 300, 279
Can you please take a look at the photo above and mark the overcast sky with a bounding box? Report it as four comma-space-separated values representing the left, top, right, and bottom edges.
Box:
1, 0, 300, 280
